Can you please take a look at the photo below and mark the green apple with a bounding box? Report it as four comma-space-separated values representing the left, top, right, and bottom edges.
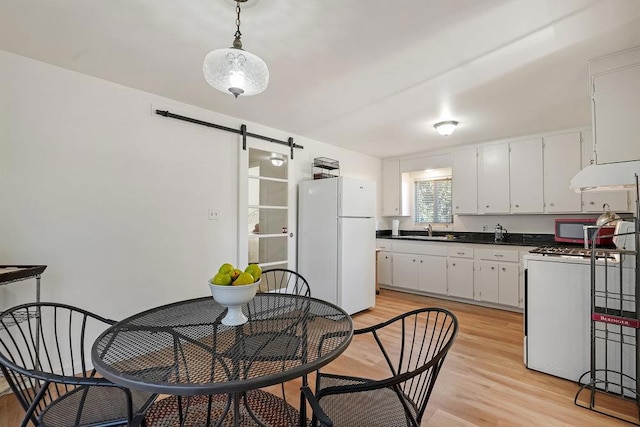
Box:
245, 264, 262, 281
233, 272, 255, 286
210, 273, 232, 286
230, 268, 242, 281
218, 263, 235, 275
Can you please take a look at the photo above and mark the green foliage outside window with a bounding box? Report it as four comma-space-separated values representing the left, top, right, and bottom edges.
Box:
414, 178, 452, 223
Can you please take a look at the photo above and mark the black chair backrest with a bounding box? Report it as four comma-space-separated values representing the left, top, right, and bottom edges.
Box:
0, 302, 114, 421
364, 307, 458, 425
259, 268, 311, 297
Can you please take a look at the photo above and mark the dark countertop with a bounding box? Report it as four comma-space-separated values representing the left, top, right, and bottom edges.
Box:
376, 230, 558, 247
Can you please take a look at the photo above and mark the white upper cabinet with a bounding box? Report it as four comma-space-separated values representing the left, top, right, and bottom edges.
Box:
543, 132, 582, 213
581, 129, 630, 212
381, 160, 409, 217
478, 144, 510, 214
510, 138, 544, 213
452, 148, 478, 215
589, 47, 640, 164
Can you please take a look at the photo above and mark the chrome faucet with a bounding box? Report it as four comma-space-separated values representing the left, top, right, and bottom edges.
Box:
426, 224, 433, 237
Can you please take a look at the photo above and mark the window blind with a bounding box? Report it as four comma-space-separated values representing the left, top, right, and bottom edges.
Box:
414, 178, 452, 223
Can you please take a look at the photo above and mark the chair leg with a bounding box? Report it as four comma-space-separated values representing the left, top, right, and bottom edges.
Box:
299, 375, 308, 426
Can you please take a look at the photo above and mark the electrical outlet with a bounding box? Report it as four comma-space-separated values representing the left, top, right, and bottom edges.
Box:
208, 209, 220, 220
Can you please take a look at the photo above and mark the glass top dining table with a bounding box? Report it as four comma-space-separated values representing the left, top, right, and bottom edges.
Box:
91, 294, 353, 398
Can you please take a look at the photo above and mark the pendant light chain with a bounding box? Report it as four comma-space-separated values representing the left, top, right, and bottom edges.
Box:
233, 1, 243, 48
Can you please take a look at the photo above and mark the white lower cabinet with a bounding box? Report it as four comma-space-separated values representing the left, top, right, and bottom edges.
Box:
392, 253, 419, 290
391, 242, 449, 294
376, 239, 527, 310
417, 255, 448, 294
475, 249, 521, 307
476, 261, 519, 306
378, 251, 392, 286
392, 253, 448, 294
447, 247, 474, 299
447, 258, 474, 299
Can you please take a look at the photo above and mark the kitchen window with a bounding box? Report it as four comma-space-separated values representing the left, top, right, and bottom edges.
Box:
414, 177, 452, 224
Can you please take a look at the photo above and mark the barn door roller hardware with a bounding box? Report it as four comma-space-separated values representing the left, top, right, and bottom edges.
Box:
155, 109, 303, 159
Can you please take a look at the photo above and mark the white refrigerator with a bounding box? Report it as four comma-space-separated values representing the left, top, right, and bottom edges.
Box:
298, 176, 376, 315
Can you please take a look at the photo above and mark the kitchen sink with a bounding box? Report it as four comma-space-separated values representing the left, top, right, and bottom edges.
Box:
401, 235, 457, 241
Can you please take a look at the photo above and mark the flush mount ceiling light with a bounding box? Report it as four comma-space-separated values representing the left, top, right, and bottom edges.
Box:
434, 120, 459, 136
203, 0, 269, 98
270, 154, 285, 167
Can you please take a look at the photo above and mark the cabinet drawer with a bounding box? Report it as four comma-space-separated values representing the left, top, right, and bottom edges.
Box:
376, 239, 392, 251
394, 241, 448, 256
448, 247, 474, 258
476, 249, 519, 263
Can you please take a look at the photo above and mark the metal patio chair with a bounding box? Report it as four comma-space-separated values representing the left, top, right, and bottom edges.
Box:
302, 307, 459, 427
0, 302, 158, 427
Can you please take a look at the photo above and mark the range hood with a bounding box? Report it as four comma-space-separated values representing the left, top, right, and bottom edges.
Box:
570, 161, 640, 192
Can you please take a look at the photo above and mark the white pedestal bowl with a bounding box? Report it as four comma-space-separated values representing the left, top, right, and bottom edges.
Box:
209, 279, 260, 326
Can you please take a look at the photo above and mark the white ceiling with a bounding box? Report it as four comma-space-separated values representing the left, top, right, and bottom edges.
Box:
2, 0, 640, 159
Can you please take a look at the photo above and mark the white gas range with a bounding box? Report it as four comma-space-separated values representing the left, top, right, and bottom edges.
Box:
523, 242, 636, 390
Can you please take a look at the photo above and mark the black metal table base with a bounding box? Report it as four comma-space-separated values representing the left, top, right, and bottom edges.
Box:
144, 390, 305, 426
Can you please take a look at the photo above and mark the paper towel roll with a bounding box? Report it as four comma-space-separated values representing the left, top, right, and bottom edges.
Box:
392, 219, 399, 236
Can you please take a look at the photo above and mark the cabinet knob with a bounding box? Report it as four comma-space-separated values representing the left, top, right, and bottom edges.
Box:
550, 203, 555, 207
589, 201, 595, 205
452, 263, 456, 267
420, 260, 423, 263
502, 267, 506, 271
515, 204, 520, 208
491, 266, 495, 270
455, 206, 459, 209
413, 259, 416, 262
486, 205, 490, 208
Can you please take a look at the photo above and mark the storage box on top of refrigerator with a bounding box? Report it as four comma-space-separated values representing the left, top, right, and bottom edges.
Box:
298, 176, 376, 315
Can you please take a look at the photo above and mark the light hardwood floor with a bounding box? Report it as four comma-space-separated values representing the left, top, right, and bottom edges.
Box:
1, 290, 637, 426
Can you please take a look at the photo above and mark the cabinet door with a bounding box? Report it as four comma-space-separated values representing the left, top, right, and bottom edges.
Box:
452, 148, 478, 215
581, 129, 630, 212
510, 138, 544, 213
382, 160, 401, 216
479, 144, 510, 214
378, 251, 393, 286
392, 253, 418, 290
498, 263, 519, 307
592, 64, 640, 164
543, 132, 582, 213
476, 261, 499, 303
448, 258, 474, 299
417, 255, 447, 295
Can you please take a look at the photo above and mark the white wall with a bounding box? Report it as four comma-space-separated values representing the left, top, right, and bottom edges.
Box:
0, 50, 380, 320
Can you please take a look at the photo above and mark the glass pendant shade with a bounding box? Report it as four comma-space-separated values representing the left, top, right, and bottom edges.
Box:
203, 47, 269, 98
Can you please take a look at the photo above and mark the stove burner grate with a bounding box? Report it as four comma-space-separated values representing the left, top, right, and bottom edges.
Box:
529, 245, 619, 261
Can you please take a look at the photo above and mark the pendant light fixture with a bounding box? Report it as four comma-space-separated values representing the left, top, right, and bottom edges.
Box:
203, 0, 269, 98
434, 120, 459, 136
